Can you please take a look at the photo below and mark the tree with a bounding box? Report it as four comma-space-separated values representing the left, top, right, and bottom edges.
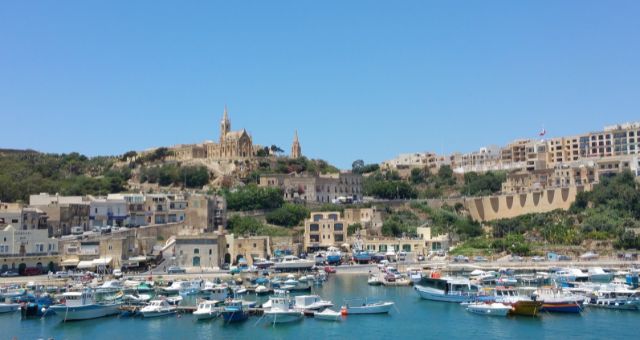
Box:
266, 203, 310, 227
348, 223, 362, 236
352, 160, 365, 173
270, 145, 284, 155
224, 185, 284, 211
120, 151, 138, 161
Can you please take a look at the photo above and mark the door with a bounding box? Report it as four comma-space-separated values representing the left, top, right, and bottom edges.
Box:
192, 256, 200, 267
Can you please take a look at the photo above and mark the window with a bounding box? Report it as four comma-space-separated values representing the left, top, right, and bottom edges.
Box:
194, 248, 200, 254
253, 243, 257, 248
310, 224, 319, 232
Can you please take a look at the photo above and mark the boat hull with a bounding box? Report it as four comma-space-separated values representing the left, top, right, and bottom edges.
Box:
511, 301, 543, 317
414, 285, 475, 303
49, 303, 122, 321
0, 304, 20, 313
345, 303, 393, 314
221, 310, 248, 322
141, 310, 176, 318
193, 311, 218, 320
541, 303, 582, 313
264, 311, 303, 324
466, 305, 511, 317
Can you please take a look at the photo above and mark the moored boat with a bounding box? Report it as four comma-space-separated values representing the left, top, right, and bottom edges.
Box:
220, 299, 249, 323
414, 277, 480, 303
263, 291, 303, 324
341, 299, 394, 314
47, 289, 122, 321
314, 308, 342, 321
140, 299, 177, 318
465, 302, 512, 316
0, 302, 20, 313
193, 300, 221, 320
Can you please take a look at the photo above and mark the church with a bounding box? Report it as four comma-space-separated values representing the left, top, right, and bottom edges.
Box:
169, 107, 256, 161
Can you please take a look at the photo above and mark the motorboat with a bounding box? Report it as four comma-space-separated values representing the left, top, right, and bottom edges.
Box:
414, 277, 480, 303
47, 289, 122, 321
0, 302, 20, 313
551, 268, 589, 284
534, 287, 585, 313
165, 295, 183, 306
123, 294, 152, 305
294, 295, 333, 311
220, 299, 249, 323
352, 250, 372, 264
201, 282, 228, 301
585, 286, 640, 311
466, 302, 512, 316
273, 256, 315, 271
314, 308, 342, 321
263, 291, 303, 324
486, 287, 543, 316
161, 281, 190, 295
588, 267, 613, 283
140, 299, 177, 318
255, 285, 270, 296
193, 300, 221, 320
98, 280, 123, 291
407, 268, 423, 284
254, 258, 274, 269
495, 276, 518, 287
368, 274, 383, 286
341, 299, 394, 314
326, 247, 342, 265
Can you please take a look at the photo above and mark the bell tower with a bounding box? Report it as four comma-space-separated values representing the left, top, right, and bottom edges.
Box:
220, 105, 231, 142
291, 130, 302, 159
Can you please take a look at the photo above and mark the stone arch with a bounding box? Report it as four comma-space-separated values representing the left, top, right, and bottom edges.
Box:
533, 192, 541, 206
490, 197, 500, 213
546, 190, 555, 204
506, 196, 514, 210
519, 194, 527, 207
561, 188, 570, 201
474, 199, 485, 221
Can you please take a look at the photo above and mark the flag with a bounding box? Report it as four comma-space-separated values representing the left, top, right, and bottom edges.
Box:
539, 128, 546, 136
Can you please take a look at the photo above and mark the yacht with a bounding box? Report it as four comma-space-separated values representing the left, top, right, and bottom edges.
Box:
48, 289, 122, 321
314, 308, 342, 321
140, 299, 177, 318
551, 268, 589, 284
273, 256, 315, 271
414, 277, 480, 303
263, 291, 303, 324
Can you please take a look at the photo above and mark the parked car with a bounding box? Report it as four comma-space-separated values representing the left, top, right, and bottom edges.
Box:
453, 255, 469, 263
167, 266, 186, 274
324, 266, 336, 274
221, 263, 230, 270
54, 271, 70, 278
1, 270, 19, 277
473, 256, 488, 262
24, 268, 42, 276
531, 256, 545, 262
113, 268, 123, 278
417, 255, 425, 261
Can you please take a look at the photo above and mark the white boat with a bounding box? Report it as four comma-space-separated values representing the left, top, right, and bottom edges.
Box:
193, 300, 220, 320
161, 281, 190, 295
407, 268, 423, 283
140, 299, 177, 318
166, 295, 183, 306
294, 295, 333, 311
466, 302, 512, 316
314, 308, 342, 321
414, 277, 480, 303
551, 268, 589, 283
255, 285, 270, 295
202, 283, 228, 301
48, 289, 122, 321
123, 294, 152, 304
588, 267, 613, 282
263, 291, 303, 324
273, 255, 315, 271
367, 274, 382, 286
495, 276, 518, 287
342, 300, 394, 314
0, 303, 20, 313
98, 280, 123, 291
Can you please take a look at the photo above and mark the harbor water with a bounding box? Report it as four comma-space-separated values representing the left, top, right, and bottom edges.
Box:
2, 274, 638, 340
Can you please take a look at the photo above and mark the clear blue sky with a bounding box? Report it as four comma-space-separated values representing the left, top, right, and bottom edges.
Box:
1, 1, 639, 169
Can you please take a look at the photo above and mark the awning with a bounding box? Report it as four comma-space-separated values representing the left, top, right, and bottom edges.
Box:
128, 255, 148, 262
60, 258, 80, 267
77, 261, 95, 269
92, 257, 112, 266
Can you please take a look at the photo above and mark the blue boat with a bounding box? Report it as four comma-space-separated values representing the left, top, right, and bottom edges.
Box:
221, 300, 248, 323
326, 247, 342, 265
352, 250, 371, 264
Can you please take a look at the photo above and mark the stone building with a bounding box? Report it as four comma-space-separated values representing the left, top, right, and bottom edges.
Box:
224, 235, 271, 265
185, 194, 227, 233
343, 207, 383, 234
259, 172, 363, 203
173, 234, 227, 269
303, 212, 346, 252
0, 203, 48, 231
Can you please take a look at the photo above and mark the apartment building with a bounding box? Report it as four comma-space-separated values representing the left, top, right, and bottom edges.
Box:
259, 172, 363, 203
381, 152, 443, 170
30, 193, 90, 237
0, 224, 58, 257
303, 212, 346, 251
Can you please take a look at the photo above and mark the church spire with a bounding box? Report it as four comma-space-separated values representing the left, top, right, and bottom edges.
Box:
220, 105, 231, 142
291, 130, 302, 159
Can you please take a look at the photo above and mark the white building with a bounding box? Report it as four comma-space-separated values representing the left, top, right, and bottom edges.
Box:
0, 225, 58, 256
89, 198, 129, 228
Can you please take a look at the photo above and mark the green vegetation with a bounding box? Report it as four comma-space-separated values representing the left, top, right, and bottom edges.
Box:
265, 203, 310, 227
351, 160, 380, 175
227, 215, 294, 237
0, 151, 129, 202
363, 171, 417, 199
381, 210, 420, 237
347, 223, 362, 236
140, 164, 210, 188
223, 185, 284, 211
410, 202, 483, 240
461, 171, 506, 196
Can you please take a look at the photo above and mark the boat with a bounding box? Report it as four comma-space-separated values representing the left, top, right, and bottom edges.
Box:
193, 300, 221, 320
47, 289, 122, 321
294, 295, 333, 311
140, 299, 177, 318
466, 302, 512, 316
263, 291, 303, 324
0, 302, 20, 313
414, 277, 480, 303
551, 268, 589, 284
201, 283, 228, 301
220, 299, 249, 323
166, 295, 183, 306
314, 309, 342, 321
254, 258, 274, 269
489, 287, 543, 317
585, 287, 640, 311
495, 276, 518, 287
255, 285, 270, 296
534, 287, 585, 313
588, 267, 614, 283
352, 250, 372, 264
161, 281, 190, 295
137, 282, 154, 294
407, 268, 423, 284
326, 247, 342, 265
368, 274, 383, 286
273, 255, 315, 271
123, 294, 152, 305
341, 299, 394, 314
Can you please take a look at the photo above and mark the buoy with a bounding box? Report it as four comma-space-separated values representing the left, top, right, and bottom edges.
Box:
340, 306, 348, 316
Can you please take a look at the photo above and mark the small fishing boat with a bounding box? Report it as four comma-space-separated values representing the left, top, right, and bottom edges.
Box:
314, 309, 342, 321
166, 295, 183, 306
263, 291, 303, 324
407, 268, 423, 284
193, 300, 221, 320
47, 289, 122, 321
466, 302, 512, 316
341, 299, 394, 314
255, 285, 270, 296
368, 274, 383, 286
414, 277, 480, 303
586, 288, 640, 311
534, 288, 585, 314
140, 299, 177, 318
123, 294, 152, 305
220, 299, 249, 323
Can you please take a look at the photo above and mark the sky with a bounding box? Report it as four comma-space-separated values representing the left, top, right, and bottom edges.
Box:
1, 1, 639, 169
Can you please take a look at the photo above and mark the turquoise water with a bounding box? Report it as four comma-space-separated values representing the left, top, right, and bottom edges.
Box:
2, 275, 639, 339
